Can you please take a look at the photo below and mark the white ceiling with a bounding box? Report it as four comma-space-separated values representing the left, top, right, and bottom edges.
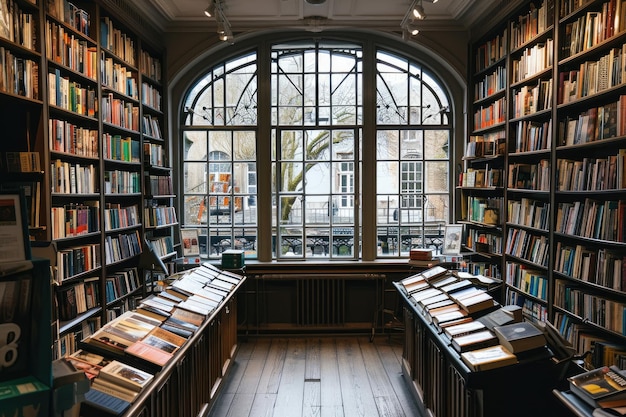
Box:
132, 0, 524, 36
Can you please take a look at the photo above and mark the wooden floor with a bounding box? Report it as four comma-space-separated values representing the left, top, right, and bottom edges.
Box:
207, 334, 421, 417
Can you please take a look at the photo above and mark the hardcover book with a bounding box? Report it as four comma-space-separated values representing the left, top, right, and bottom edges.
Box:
569, 366, 626, 409
451, 329, 499, 353
493, 321, 546, 353
460, 344, 518, 371
99, 360, 154, 392
82, 386, 131, 416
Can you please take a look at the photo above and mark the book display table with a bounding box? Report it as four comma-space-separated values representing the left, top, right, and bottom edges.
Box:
394, 270, 573, 417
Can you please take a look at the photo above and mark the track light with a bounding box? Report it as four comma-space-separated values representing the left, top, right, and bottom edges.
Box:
412, 2, 426, 20
204, 1, 215, 18
203, 0, 234, 43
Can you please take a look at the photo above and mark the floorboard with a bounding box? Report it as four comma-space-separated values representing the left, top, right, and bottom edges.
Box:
207, 335, 419, 417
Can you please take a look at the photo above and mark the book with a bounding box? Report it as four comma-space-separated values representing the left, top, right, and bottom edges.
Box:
92, 377, 139, 402
460, 344, 518, 371
456, 291, 496, 314
450, 329, 499, 353
82, 386, 131, 416
443, 320, 486, 339
569, 366, 626, 409
477, 306, 521, 330
493, 321, 547, 353
99, 360, 154, 392
66, 349, 112, 380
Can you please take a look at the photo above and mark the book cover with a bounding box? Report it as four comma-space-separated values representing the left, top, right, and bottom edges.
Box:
456, 291, 496, 314
443, 320, 486, 339
66, 349, 112, 380
493, 321, 546, 353
451, 329, 499, 353
99, 360, 154, 392
569, 366, 626, 408
91, 377, 138, 402
82, 386, 131, 416
125, 340, 172, 367
460, 344, 518, 371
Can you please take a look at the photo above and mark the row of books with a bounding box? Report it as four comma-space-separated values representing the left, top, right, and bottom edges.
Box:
554, 280, 626, 335
473, 97, 506, 130
512, 119, 552, 153
145, 175, 173, 196
144, 142, 165, 167
504, 262, 549, 301
505, 227, 550, 267
50, 202, 100, 240
47, 0, 91, 37
465, 228, 503, 255
459, 167, 502, 188
507, 197, 550, 230
104, 230, 142, 265
49, 118, 99, 158
101, 93, 140, 132
147, 236, 175, 258
556, 153, 625, 192
144, 205, 177, 228
509, 0, 554, 50
561, 1, 626, 58
559, 101, 621, 147
50, 159, 99, 195
555, 243, 626, 291
56, 277, 101, 321
473, 65, 506, 102
46, 20, 98, 79
141, 82, 162, 111
103, 133, 141, 163
142, 114, 162, 139
463, 132, 505, 159
559, 45, 626, 105
474, 27, 506, 73
101, 16, 136, 67
104, 203, 140, 231
139, 50, 162, 83
56, 242, 102, 283
101, 57, 138, 100
464, 196, 502, 225
105, 268, 141, 304
555, 199, 626, 243
65, 263, 244, 414
507, 160, 550, 191
103, 169, 141, 194
0, 48, 39, 99
510, 39, 554, 84
0, 0, 36, 49
48, 68, 98, 116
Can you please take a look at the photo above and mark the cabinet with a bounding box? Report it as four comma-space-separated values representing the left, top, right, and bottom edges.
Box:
0, 259, 53, 417
468, 0, 626, 371
0, 0, 175, 361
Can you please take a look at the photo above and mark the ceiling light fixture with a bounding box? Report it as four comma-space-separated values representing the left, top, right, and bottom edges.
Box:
204, 0, 215, 17
412, 1, 426, 20
204, 0, 234, 43
401, 0, 439, 38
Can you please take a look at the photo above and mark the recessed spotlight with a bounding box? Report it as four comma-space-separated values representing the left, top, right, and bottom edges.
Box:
305, 0, 327, 5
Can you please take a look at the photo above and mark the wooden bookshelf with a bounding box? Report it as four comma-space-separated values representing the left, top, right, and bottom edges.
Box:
468, 0, 626, 376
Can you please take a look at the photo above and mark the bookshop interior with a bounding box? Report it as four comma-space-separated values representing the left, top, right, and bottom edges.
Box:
4, 0, 626, 416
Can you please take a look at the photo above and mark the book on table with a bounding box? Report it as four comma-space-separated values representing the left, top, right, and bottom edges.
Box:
569, 365, 626, 409
450, 329, 499, 353
460, 344, 518, 371
82, 386, 132, 416
456, 291, 496, 314
443, 320, 486, 339
66, 349, 112, 380
493, 321, 547, 353
98, 360, 154, 393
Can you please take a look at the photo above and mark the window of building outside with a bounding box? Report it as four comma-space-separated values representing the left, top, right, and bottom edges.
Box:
181, 38, 451, 261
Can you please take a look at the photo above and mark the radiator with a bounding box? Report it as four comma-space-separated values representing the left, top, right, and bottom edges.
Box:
258, 273, 384, 327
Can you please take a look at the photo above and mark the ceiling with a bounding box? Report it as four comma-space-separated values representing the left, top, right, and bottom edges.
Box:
133, 0, 523, 37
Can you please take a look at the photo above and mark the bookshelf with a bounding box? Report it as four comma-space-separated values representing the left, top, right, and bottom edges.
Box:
0, 0, 177, 363
467, 0, 626, 374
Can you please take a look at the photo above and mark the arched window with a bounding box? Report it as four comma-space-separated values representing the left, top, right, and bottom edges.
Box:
181, 35, 452, 261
